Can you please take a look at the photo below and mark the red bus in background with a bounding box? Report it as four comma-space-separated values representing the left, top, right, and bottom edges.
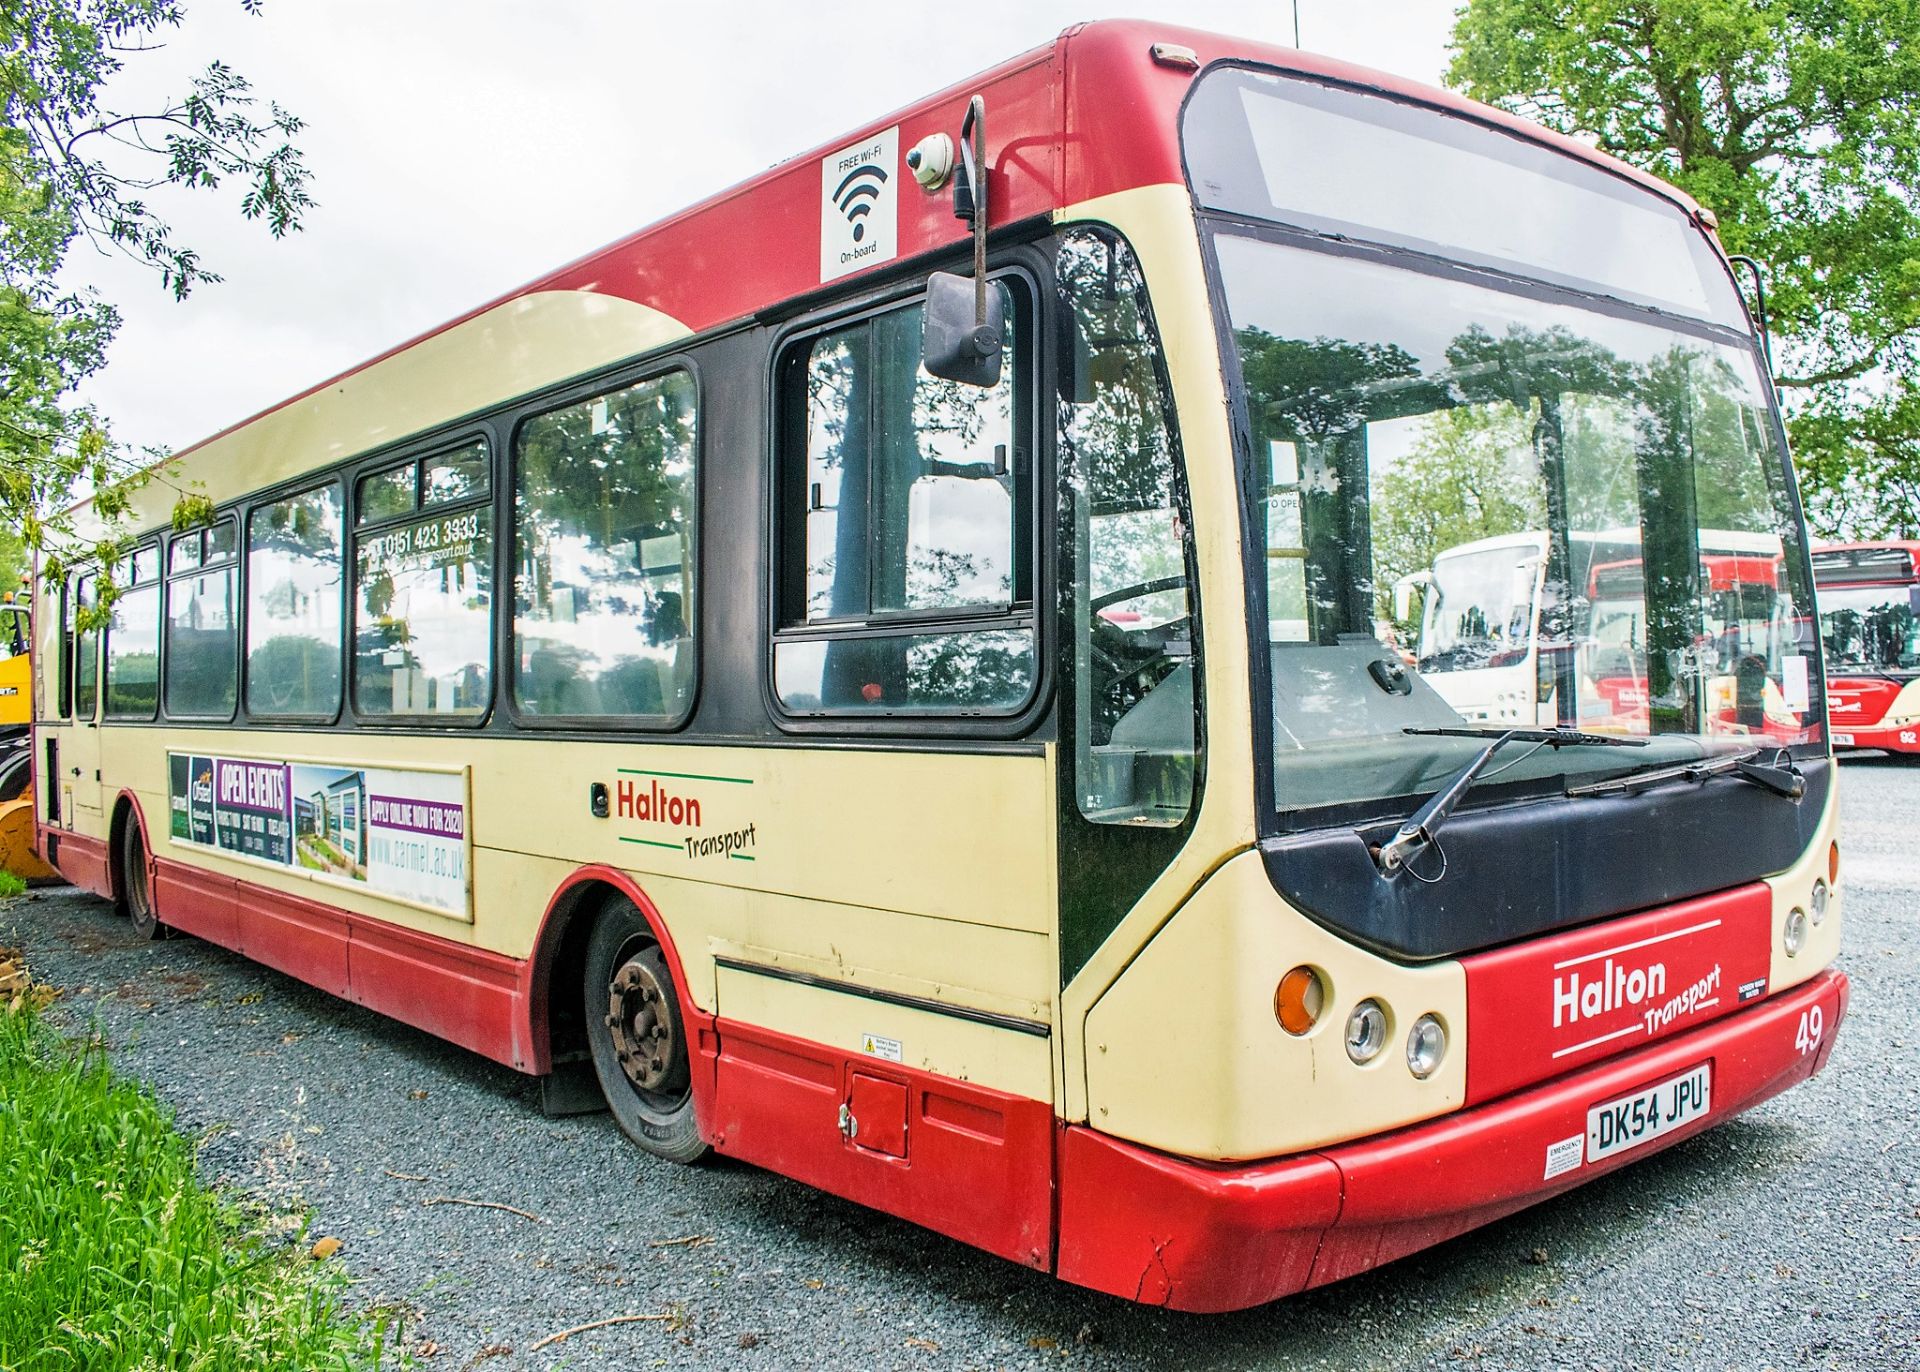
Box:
1814, 543, 1920, 757
1584, 550, 1793, 735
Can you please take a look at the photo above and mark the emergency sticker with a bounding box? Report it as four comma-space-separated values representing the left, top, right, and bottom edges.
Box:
820, 127, 899, 282
860, 1033, 903, 1063
1543, 1134, 1585, 1180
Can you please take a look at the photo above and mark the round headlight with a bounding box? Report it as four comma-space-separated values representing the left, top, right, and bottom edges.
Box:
1783, 906, 1809, 957
1809, 879, 1829, 924
1346, 999, 1389, 1065
1406, 1013, 1447, 1079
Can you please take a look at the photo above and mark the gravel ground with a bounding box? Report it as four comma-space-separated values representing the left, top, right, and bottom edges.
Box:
4, 760, 1918, 1371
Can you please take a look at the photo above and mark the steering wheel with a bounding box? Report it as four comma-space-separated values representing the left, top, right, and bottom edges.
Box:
1090, 575, 1186, 615
1087, 576, 1190, 727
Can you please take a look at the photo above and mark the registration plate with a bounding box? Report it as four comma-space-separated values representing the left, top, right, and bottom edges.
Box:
1586, 1064, 1711, 1162
1832, 732, 1855, 746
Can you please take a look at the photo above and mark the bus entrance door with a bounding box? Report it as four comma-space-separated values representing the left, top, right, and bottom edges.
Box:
63, 721, 102, 826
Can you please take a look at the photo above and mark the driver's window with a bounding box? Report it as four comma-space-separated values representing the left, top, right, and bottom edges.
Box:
1059, 228, 1198, 825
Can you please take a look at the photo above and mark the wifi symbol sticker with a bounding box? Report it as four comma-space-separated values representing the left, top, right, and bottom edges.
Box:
820, 126, 899, 283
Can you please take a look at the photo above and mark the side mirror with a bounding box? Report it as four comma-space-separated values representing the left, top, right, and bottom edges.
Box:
923, 271, 1004, 387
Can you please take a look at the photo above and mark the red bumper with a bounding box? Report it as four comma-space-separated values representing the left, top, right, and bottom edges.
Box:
1056, 968, 1848, 1312
1830, 722, 1920, 753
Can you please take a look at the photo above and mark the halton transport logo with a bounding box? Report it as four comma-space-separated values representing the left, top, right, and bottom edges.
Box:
612, 768, 758, 863
1554, 957, 1726, 1036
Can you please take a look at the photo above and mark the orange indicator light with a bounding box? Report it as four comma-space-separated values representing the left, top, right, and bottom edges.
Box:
1829, 840, 1840, 884
1274, 966, 1325, 1036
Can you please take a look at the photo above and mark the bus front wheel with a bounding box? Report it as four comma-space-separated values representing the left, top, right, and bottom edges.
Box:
582, 898, 707, 1164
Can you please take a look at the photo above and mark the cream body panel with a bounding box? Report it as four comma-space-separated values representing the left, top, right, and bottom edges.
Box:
86, 726, 1054, 1028
75, 290, 691, 539
715, 965, 1052, 1102
1084, 851, 1468, 1161
1876, 676, 1920, 727
1764, 773, 1843, 990
1049, 184, 1258, 1124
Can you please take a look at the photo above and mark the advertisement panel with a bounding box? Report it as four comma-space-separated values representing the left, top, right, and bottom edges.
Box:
166, 752, 468, 917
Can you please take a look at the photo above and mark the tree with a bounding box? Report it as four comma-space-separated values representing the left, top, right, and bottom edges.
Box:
1372, 403, 1546, 619
1448, 0, 1920, 537
1, 0, 312, 617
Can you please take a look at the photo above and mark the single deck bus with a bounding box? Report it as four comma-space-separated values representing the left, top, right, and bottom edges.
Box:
1813, 542, 1920, 758
30, 22, 1846, 1311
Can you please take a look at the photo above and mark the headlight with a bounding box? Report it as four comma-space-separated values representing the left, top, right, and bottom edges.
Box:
1810, 879, 1829, 924
1346, 1000, 1388, 1064
1406, 1013, 1447, 1079
1783, 907, 1809, 957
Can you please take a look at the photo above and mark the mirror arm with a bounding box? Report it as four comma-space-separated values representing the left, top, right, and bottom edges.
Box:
957, 96, 988, 330
1727, 254, 1774, 378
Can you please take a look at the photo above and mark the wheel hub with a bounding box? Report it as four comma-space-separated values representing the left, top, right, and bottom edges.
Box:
604, 956, 675, 1093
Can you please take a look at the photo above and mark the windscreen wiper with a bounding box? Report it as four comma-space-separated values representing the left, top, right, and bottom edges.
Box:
1375, 727, 1648, 878
1564, 747, 1806, 800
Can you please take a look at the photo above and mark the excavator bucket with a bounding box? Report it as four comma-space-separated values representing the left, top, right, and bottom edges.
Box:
0, 792, 56, 884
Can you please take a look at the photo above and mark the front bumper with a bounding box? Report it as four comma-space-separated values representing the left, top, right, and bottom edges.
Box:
1830, 721, 1920, 753
1056, 968, 1848, 1312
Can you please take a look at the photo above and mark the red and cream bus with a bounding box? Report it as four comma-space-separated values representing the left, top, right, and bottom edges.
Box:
30, 22, 1846, 1311
1814, 542, 1920, 757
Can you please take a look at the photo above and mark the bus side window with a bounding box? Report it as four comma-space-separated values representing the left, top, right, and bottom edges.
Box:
103, 544, 162, 720
57, 576, 73, 719
246, 484, 346, 719
772, 279, 1036, 717
1058, 228, 1198, 825
74, 574, 98, 720
353, 439, 493, 720
513, 371, 698, 723
165, 519, 239, 720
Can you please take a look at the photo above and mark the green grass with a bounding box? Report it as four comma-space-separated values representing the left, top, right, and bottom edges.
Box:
0, 873, 25, 899
0, 992, 395, 1369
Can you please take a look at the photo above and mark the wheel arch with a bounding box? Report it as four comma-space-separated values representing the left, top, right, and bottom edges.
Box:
106, 787, 152, 915
523, 865, 713, 1122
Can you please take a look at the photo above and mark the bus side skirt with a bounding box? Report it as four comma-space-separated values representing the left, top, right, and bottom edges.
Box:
707, 1016, 1057, 1271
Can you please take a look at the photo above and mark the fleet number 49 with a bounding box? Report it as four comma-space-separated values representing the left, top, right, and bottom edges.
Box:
1795, 1006, 1825, 1056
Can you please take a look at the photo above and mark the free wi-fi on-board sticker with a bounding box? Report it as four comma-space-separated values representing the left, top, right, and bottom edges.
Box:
820, 127, 898, 282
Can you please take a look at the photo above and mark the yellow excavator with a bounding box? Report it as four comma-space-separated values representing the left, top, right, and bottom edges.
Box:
0, 591, 56, 884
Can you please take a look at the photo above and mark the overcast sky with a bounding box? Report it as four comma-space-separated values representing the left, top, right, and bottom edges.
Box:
70, 2, 1457, 457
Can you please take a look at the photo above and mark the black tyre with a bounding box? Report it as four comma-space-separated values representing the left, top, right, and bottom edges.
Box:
582, 898, 707, 1163
0, 747, 28, 803
119, 818, 165, 941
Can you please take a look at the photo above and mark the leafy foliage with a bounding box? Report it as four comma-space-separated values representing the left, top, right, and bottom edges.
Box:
0, 0, 311, 618
1448, 0, 1920, 536
1372, 404, 1545, 614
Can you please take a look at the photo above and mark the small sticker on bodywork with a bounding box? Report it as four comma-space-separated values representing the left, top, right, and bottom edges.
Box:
860, 1033, 902, 1063
820, 127, 899, 282
1738, 976, 1767, 1003
1544, 1134, 1584, 1180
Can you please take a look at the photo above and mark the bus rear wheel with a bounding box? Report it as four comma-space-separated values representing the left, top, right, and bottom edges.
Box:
582, 898, 707, 1163
119, 819, 165, 941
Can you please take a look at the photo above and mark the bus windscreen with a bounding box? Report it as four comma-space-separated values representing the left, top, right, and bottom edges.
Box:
1212, 233, 1823, 817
